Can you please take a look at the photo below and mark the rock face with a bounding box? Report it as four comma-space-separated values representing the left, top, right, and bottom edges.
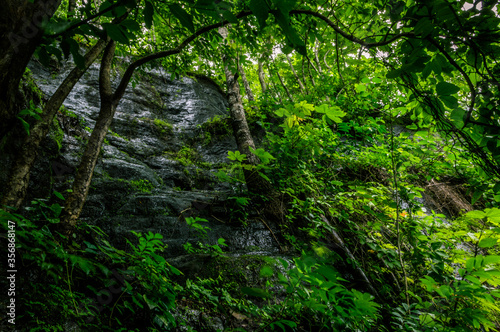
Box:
21, 59, 283, 257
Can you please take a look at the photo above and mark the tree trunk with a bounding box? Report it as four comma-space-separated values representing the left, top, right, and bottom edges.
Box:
1, 38, 110, 211
286, 54, 306, 94
59, 41, 117, 232
306, 58, 316, 87
323, 49, 332, 71
275, 67, 294, 103
224, 62, 278, 200
314, 40, 323, 74
68, 0, 77, 14
237, 63, 255, 103
258, 60, 267, 95
0, 0, 62, 138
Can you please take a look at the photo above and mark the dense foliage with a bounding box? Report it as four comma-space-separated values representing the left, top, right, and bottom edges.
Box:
1, 0, 500, 331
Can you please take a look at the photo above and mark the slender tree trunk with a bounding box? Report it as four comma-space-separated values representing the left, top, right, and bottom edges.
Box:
237, 63, 255, 103
306, 58, 316, 87
219, 27, 274, 196
59, 41, 117, 231
286, 54, 306, 94
275, 68, 294, 103
300, 56, 310, 94
0, 0, 62, 138
68, 0, 77, 14
323, 49, 332, 71
258, 60, 267, 95
314, 40, 323, 74
224, 62, 278, 201
1, 38, 110, 210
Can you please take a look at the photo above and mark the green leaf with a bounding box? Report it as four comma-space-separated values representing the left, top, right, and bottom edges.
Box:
228, 150, 246, 162
484, 255, 500, 265
436, 82, 460, 96
466, 257, 475, 272
250, 147, 275, 164
17, 117, 30, 135
222, 10, 238, 23
143, 1, 154, 28
386, 69, 401, 79
440, 95, 458, 109
249, 0, 269, 28
324, 106, 346, 123
315, 104, 328, 114
260, 266, 273, 277
355, 84, 367, 92
478, 237, 497, 248
241, 287, 270, 298
466, 210, 486, 219
485, 208, 500, 219
103, 23, 129, 44
414, 17, 434, 37
53, 191, 65, 200
275, 108, 289, 117
169, 4, 195, 32
121, 19, 141, 32
275, 0, 297, 14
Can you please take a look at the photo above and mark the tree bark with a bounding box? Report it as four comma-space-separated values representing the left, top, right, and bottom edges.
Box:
59, 41, 117, 231
286, 54, 306, 94
258, 60, 267, 95
0, 0, 62, 138
237, 63, 255, 103
1, 38, 110, 210
314, 40, 323, 74
275, 67, 294, 103
306, 57, 316, 87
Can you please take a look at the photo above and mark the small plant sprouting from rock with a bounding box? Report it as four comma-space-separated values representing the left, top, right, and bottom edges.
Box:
130, 179, 154, 193
153, 118, 173, 136
199, 115, 232, 145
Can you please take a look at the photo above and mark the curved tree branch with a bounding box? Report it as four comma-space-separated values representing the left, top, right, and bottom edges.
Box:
289, 9, 415, 47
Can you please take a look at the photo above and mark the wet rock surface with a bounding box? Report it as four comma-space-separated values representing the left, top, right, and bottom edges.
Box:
24, 59, 283, 259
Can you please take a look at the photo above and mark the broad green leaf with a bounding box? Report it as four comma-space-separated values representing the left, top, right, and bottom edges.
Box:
18, 117, 30, 135
466, 257, 476, 272
241, 287, 270, 298
436, 82, 460, 96
121, 19, 141, 32
466, 210, 486, 219
103, 23, 129, 44
478, 237, 497, 248
414, 17, 434, 37
450, 108, 465, 125
169, 4, 195, 32
484, 256, 500, 265
143, 1, 154, 28
249, 0, 269, 28
355, 84, 367, 92
325, 106, 346, 123
250, 147, 275, 164
471, 190, 483, 205
260, 266, 273, 277
386, 69, 401, 78
53, 191, 65, 200
222, 10, 238, 23
275, 0, 297, 14
227, 150, 246, 162
315, 104, 328, 113
275, 108, 289, 117
440, 95, 458, 109
486, 208, 500, 219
